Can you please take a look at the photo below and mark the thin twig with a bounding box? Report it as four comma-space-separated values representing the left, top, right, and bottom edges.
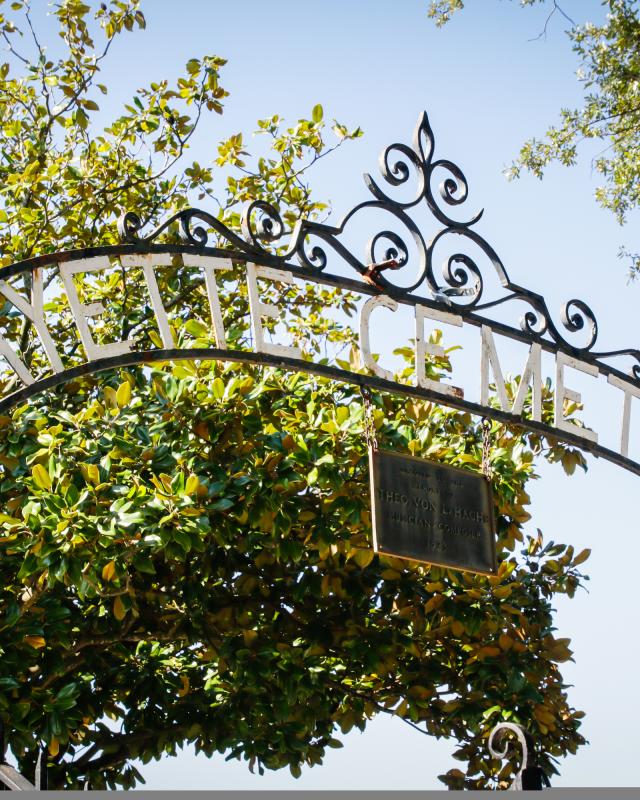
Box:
529, 0, 576, 42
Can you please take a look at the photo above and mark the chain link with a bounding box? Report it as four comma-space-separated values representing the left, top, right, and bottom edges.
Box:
360, 386, 378, 452
481, 417, 492, 479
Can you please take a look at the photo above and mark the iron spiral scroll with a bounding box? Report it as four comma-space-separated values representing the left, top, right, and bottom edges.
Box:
119, 110, 640, 378
488, 722, 551, 790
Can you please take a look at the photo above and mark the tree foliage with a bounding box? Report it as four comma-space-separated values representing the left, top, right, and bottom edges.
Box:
428, 0, 640, 276
0, 0, 589, 790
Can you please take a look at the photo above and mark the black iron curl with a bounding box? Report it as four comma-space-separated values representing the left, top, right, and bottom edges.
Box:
367, 231, 409, 270
364, 143, 426, 209
560, 299, 598, 351
441, 253, 483, 305
241, 200, 285, 251
436, 160, 470, 207
520, 307, 549, 338
297, 237, 329, 272
117, 211, 143, 242
179, 210, 209, 246
425, 159, 483, 228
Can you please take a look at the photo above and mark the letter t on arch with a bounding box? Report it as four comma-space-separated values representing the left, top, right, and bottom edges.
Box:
607, 373, 640, 458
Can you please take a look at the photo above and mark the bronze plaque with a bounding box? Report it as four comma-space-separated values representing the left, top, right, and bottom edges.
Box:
369, 448, 497, 574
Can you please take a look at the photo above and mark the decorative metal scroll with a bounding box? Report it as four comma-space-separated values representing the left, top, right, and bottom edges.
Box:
488, 722, 550, 790
119, 110, 640, 376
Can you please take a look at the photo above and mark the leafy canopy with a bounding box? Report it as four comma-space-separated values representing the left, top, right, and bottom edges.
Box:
428, 0, 640, 275
0, 0, 588, 790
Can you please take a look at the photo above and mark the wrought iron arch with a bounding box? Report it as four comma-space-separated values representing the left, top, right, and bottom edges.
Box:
0, 111, 638, 475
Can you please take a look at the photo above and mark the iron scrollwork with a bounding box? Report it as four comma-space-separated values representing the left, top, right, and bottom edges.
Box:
119, 110, 640, 377
488, 721, 551, 791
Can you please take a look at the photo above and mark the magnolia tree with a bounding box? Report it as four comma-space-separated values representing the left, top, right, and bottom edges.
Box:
0, 0, 590, 790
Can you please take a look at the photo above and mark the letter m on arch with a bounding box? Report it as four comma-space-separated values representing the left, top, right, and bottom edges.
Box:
480, 325, 542, 421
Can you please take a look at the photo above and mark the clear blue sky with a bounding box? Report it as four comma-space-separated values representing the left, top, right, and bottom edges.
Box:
29, 0, 640, 789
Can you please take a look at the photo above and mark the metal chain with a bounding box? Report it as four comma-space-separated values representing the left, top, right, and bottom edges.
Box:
360, 386, 379, 452
481, 417, 493, 479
